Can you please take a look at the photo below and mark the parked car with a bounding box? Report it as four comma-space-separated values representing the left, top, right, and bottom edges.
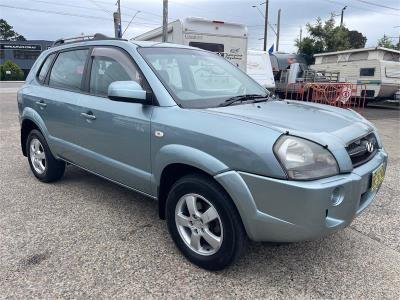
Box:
18, 35, 387, 270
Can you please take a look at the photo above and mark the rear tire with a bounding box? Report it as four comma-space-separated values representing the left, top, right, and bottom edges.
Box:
166, 174, 247, 270
26, 129, 65, 182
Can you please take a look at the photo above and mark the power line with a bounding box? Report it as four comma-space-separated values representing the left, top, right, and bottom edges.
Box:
92, 0, 171, 19
23, 0, 161, 24
352, 0, 400, 11
86, 0, 113, 14
0, 4, 160, 27
322, 0, 400, 16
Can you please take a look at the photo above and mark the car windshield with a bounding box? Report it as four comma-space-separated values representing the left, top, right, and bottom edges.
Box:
139, 47, 269, 108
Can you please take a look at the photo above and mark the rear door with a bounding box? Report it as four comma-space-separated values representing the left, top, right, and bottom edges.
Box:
72, 46, 153, 194
39, 48, 90, 161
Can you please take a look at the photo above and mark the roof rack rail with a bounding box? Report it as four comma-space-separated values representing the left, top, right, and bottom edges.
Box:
52, 33, 123, 47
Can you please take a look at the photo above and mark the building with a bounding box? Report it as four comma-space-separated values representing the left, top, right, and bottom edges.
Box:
0, 40, 53, 79
311, 47, 400, 99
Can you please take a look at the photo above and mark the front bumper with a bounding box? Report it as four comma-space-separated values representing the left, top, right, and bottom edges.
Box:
215, 149, 387, 242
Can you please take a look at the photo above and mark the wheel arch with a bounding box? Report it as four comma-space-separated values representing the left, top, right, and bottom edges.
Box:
154, 145, 230, 219
20, 108, 50, 157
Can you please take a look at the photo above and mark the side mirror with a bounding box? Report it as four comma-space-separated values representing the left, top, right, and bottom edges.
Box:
108, 81, 148, 103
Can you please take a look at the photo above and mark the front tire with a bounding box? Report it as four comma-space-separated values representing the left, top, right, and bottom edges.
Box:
166, 174, 247, 270
26, 129, 65, 182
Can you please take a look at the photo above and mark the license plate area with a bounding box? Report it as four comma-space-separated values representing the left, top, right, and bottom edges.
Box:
370, 163, 385, 191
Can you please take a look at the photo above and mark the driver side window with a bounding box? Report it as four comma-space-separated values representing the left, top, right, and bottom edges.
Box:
89, 47, 144, 97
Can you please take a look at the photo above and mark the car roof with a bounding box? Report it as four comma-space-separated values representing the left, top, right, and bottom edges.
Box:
48, 38, 199, 52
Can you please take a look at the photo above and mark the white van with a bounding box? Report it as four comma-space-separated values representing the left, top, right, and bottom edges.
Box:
134, 17, 248, 71
312, 47, 400, 99
246, 50, 275, 90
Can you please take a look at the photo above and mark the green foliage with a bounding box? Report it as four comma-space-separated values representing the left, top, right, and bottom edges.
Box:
295, 15, 367, 64
0, 19, 26, 41
0, 60, 24, 81
377, 35, 400, 50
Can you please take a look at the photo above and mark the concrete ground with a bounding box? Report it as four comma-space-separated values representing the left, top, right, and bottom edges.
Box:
1, 81, 399, 299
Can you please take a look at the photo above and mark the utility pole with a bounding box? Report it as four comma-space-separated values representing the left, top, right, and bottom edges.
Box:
162, 0, 168, 42
113, 0, 122, 38
276, 8, 281, 52
263, 0, 269, 51
340, 6, 347, 27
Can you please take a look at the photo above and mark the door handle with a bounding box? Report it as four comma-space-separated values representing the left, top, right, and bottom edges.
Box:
80, 112, 96, 120
35, 101, 47, 108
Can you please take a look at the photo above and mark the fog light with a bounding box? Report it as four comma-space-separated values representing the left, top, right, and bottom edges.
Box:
331, 187, 344, 206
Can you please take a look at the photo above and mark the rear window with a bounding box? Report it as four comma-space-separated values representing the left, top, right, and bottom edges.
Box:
37, 53, 55, 83
49, 49, 89, 91
189, 42, 224, 53
360, 68, 375, 77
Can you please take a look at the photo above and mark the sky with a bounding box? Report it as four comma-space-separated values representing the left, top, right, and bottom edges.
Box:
1, 0, 399, 53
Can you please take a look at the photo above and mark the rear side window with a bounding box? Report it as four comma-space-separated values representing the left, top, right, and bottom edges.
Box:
49, 49, 89, 91
37, 53, 55, 83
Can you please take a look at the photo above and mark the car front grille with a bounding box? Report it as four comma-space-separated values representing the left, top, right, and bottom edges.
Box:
346, 132, 378, 167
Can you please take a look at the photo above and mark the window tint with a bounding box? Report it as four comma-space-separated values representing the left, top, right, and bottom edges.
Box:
37, 53, 55, 83
49, 49, 88, 91
360, 68, 375, 77
89, 47, 143, 96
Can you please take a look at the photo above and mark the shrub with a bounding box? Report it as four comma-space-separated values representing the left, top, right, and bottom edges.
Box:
0, 60, 24, 81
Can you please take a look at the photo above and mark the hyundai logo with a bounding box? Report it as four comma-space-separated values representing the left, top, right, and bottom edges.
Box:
366, 141, 374, 153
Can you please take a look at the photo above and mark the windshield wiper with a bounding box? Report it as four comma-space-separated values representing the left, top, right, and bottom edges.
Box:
219, 94, 269, 107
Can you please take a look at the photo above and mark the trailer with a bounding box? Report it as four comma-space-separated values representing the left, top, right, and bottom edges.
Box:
311, 47, 400, 100
134, 17, 248, 71
246, 50, 275, 90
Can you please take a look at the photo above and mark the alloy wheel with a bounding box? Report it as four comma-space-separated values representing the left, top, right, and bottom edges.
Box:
29, 138, 46, 174
175, 193, 223, 256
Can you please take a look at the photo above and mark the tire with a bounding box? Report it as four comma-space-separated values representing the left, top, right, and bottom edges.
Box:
26, 129, 65, 182
166, 174, 247, 270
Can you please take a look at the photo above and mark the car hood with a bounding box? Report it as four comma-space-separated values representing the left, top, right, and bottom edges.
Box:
203, 100, 374, 145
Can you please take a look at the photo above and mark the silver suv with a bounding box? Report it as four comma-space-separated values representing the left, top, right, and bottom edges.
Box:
18, 35, 387, 270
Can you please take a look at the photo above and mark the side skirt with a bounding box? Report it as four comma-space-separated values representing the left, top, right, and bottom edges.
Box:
58, 157, 157, 200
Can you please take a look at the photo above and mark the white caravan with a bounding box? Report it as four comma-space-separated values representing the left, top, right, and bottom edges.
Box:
246, 50, 275, 90
311, 47, 400, 99
134, 17, 248, 71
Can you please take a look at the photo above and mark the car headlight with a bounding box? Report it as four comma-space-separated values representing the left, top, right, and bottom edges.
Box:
274, 135, 339, 180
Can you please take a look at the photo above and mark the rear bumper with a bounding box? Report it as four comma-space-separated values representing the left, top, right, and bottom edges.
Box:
215, 149, 387, 242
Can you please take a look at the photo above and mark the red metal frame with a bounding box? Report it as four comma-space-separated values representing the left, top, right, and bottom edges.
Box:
285, 82, 367, 112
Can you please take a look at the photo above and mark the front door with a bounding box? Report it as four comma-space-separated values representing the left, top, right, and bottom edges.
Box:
73, 47, 153, 194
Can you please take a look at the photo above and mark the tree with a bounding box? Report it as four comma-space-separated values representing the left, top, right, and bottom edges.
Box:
347, 30, 367, 49
377, 35, 400, 50
0, 19, 26, 41
0, 60, 24, 80
295, 15, 367, 64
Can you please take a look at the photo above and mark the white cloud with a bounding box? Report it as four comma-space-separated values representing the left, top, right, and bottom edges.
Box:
1, 0, 399, 53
